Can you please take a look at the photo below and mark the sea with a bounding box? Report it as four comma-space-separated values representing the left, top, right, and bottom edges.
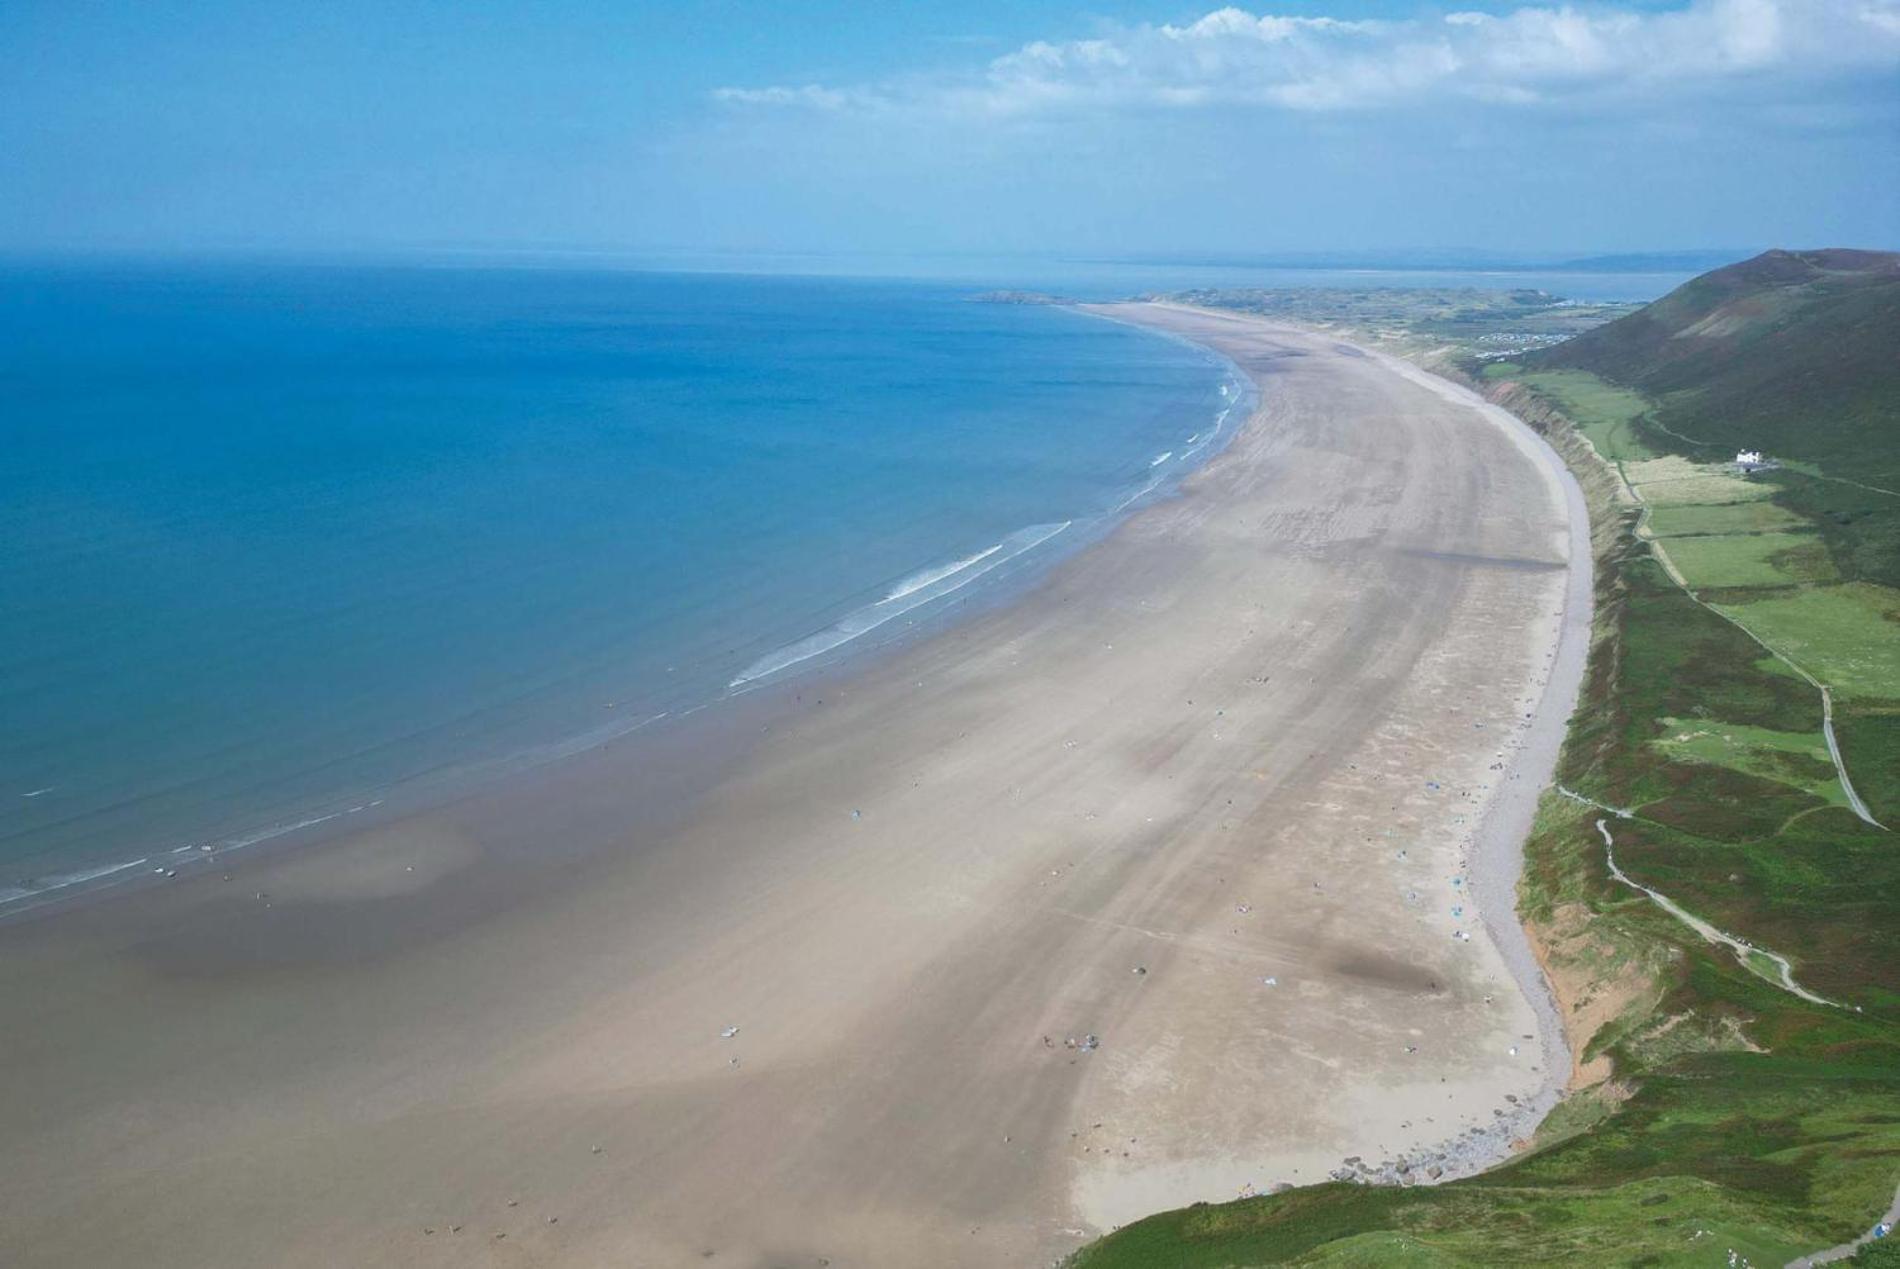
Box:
0, 257, 1693, 915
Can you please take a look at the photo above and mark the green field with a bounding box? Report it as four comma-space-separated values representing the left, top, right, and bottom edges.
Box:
1646, 501, 1811, 537
1649, 717, 1846, 808
1716, 583, 1900, 698
1661, 531, 1838, 589
1770, 470, 1900, 592
1505, 368, 1659, 462
1626, 467, 1777, 508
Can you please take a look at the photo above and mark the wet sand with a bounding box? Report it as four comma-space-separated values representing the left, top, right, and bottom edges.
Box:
0, 304, 1584, 1268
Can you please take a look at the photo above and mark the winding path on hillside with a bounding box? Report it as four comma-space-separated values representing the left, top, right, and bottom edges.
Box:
1572, 805, 1839, 1009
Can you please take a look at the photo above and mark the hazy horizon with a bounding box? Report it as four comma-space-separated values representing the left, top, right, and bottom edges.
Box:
5, 0, 1897, 259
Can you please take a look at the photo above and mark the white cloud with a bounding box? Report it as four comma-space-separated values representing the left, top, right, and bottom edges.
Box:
711, 85, 859, 111
712, 0, 1900, 117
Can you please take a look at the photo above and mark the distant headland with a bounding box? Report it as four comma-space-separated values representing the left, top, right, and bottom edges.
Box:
968, 290, 1075, 305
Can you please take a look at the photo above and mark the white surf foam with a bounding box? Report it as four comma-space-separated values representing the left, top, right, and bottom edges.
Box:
0, 800, 398, 918
882, 543, 1005, 604
0, 855, 151, 911
730, 521, 1072, 688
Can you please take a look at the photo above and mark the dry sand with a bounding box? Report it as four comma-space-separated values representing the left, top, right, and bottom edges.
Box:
0, 304, 1587, 1268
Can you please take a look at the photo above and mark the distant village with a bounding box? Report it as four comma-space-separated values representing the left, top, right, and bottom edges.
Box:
1469, 330, 1578, 359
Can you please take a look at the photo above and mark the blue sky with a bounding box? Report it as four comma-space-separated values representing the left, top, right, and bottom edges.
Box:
3, 1, 1896, 259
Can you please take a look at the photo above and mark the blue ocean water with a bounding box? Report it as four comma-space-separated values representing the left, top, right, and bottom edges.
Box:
0, 262, 1245, 904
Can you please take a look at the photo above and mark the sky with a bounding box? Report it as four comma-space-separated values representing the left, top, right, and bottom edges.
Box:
2, 0, 1897, 260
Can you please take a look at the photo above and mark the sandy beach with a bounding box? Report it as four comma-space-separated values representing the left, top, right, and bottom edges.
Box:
0, 304, 1588, 1268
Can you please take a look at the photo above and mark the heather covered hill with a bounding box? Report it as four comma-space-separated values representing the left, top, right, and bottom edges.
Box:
1527, 249, 1900, 481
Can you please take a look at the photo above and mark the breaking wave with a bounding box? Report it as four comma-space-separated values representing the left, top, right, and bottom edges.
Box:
730, 521, 1072, 687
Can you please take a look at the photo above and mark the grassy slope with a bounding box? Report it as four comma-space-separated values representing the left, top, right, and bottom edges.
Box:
1529, 248, 1900, 591
1073, 259, 1900, 1266
1528, 250, 1900, 475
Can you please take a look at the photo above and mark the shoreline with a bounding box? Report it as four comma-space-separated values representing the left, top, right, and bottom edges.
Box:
0, 326, 1254, 928
0, 305, 1582, 1268
1356, 334, 1594, 1171
1151, 312, 1595, 1135
1063, 306, 1588, 1216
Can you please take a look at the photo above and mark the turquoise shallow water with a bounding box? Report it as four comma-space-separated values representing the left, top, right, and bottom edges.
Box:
0, 263, 1244, 903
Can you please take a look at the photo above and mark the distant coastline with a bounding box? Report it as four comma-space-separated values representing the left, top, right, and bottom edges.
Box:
968, 289, 1075, 305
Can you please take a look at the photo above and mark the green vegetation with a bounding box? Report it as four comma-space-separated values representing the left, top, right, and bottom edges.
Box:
1621, 457, 1774, 507
1647, 502, 1810, 537
1531, 249, 1900, 483
1492, 367, 1659, 462
1832, 703, 1900, 825
1771, 471, 1900, 593
1085, 255, 1900, 1265
1715, 584, 1900, 699
1853, 1236, 1900, 1266
1565, 554, 1899, 996
1530, 248, 1900, 592
1662, 531, 1837, 589
1649, 717, 1846, 808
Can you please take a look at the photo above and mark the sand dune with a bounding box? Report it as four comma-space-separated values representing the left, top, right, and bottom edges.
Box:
0, 306, 1586, 1268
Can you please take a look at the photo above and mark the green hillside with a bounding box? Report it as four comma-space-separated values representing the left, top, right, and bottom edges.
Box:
1526, 249, 1900, 483
1524, 250, 1900, 590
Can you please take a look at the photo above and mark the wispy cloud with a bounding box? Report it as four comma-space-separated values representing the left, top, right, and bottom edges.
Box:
711, 85, 863, 111
713, 0, 1900, 118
